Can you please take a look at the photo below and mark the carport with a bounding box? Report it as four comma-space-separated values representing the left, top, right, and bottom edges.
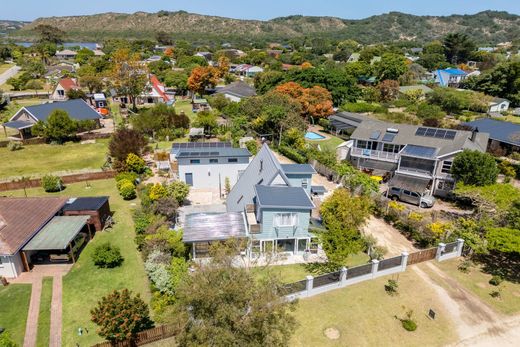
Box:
22, 215, 90, 269
388, 173, 431, 193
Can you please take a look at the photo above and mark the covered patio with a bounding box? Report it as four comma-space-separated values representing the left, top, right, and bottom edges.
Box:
21, 215, 91, 269
2, 120, 34, 140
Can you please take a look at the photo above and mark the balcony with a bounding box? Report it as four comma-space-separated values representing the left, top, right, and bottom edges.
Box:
351, 147, 399, 162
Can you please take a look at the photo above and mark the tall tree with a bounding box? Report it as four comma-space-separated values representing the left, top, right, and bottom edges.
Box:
275, 82, 334, 120
109, 128, 148, 162
451, 150, 499, 186
374, 53, 408, 81
33, 24, 65, 44
174, 241, 297, 347
187, 66, 219, 96
443, 33, 476, 64
31, 109, 78, 143
91, 289, 154, 343
111, 48, 148, 110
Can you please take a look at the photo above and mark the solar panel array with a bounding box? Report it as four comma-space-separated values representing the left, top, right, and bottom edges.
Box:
415, 127, 456, 140
172, 142, 232, 149
178, 151, 221, 158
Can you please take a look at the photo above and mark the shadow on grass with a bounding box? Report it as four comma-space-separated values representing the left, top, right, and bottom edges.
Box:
475, 251, 520, 284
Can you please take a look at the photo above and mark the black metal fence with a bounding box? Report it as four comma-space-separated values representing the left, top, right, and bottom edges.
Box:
442, 241, 458, 254
377, 256, 402, 271
313, 271, 341, 288
346, 263, 373, 279
284, 279, 307, 294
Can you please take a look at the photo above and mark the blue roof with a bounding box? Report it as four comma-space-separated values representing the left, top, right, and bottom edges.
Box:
254, 185, 314, 209
465, 118, 520, 146
24, 100, 101, 122
443, 68, 467, 75
281, 164, 316, 175
3, 120, 34, 129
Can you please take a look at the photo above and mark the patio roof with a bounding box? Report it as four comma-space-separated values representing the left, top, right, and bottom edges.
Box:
388, 174, 430, 193
183, 212, 246, 243
3, 120, 34, 130
22, 216, 89, 251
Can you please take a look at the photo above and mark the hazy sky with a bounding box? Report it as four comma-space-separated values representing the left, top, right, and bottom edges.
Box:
3, 0, 520, 21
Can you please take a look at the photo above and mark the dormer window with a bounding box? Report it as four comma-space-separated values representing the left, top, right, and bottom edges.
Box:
260, 160, 263, 172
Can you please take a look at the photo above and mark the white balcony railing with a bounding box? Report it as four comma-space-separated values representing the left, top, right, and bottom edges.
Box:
351, 147, 399, 162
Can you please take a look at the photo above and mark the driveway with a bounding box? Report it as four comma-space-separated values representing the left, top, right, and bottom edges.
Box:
0, 65, 21, 86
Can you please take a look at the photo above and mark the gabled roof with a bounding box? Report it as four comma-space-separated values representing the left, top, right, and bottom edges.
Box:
490, 97, 510, 105
255, 185, 314, 209
0, 197, 68, 255
464, 118, 520, 146
12, 99, 101, 123
281, 164, 316, 175
149, 74, 172, 102
57, 78, 79, 91
216, 81, 256, 99
55, 49, 77, 56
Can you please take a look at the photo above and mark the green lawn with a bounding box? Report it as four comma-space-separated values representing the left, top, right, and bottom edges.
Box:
0, 63, 14, 74
173, 99, 196, 122
307, 135, 344, 153
291, 269, 456, 347
433, 259, 520, 315
36, 277, 53, 347
0, 139, 108, 180
1, 98, 43, 140
499, 115, 520, 124
6, 179, 151, 346
0, 70, 23, 92
0, 283, 32, 346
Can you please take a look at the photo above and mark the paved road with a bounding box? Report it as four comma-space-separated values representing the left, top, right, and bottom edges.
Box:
0, 65, 21, 86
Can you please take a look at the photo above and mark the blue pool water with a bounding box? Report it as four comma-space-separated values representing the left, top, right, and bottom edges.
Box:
305, 131, 326, 140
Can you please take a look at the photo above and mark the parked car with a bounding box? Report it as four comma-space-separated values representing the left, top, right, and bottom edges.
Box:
388, 186, 435, 208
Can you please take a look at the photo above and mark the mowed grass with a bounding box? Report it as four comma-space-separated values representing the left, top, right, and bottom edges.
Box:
0, 139, 108, 180
0, 283, 32, 346
0, 63, 14, 74
291, 270, 457, 347
36, 277, 53, 347
433, 259, 520, 315
307, 134, 344, 153
173, 99, 196, 122
6, 179, 151, 346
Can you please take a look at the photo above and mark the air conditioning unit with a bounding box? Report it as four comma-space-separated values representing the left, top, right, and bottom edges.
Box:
386, 128, 399, 133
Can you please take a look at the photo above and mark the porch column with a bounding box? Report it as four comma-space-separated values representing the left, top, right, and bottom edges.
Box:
436, 243, 446, 261
20, 251, 31, 272
371, 259, 379, 277
69, 242, 76, 263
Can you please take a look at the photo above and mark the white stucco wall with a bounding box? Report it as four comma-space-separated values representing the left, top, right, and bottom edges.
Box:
223, 93, 241, 102
179, 163, 249, 189
0, 253, 24, 278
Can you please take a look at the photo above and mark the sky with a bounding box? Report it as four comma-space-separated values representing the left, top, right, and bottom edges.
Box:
2, 0, 520, 21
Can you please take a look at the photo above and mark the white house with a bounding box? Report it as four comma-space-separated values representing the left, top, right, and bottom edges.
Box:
51, 78, 80, 101
55, 49, 77, 60
488, 97, 510, 113
170, 142, 251, 190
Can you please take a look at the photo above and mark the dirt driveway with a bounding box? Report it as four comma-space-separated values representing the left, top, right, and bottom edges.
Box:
362, 216, 417, 255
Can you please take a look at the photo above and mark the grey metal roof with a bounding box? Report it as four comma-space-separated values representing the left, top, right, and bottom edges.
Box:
254, 185, 314, 209
183, 212, 246, 243
62, 197, 109, 212
351, 119, 488, 156
311, 185, 327, 194
388, 174, 431, 193
3, 120, 34, 130
281, 164, 316, 175
465, 118, 520, 146
329, 112, 371, 131
175, 147, 251, 158
216, 81, 256, 98
23, 99, 101, 122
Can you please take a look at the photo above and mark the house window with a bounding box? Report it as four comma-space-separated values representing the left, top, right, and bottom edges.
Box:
190, 159, 200, 164
0, 256, 3, 266
441, 161, 452, 174
356, 140, 370, 149
209, 159, 218, 164
58, 90, 65, 96
302, 178, 308, 189
437, 180, 455, 191
274, 213, 298, 227
237, 195, 243, 204
228, 158, 238, 163
260, 160, 263, 172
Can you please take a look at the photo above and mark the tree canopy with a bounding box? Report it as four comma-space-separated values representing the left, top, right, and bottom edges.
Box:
274, 82, 334, 119
31, 109, 78, 143
451, 150, 499, 186
443, 33, 476, 64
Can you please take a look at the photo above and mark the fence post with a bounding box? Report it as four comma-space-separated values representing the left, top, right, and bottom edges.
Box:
436, 243, 446, 261
340, 267, 347, 285
305, 275, 314, 296
371, 259, 379, 277
401, 251, 409, 272
456, 238, 465, 256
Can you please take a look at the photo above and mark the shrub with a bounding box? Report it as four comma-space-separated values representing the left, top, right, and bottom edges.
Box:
0, 331, 17, 347
498, 160, 516, 178
166, 180, 190, 205
115, 171, 138, 184
7, 141, 23, 151
384, 279, 399, 296
451, 150, 499, 186
489, 275, 503, 286
278, 145, 307, 164
119, 181, 136, 200
149, 183, 168, 202
92, 243, 124, 268
341, 101, 387, 114
490, 290, 501, 299
457, 260, 472, 273
126, 153, 146, 174
245, 140, 259, 155
41, 174, 63, 192
401, 319, 417, 331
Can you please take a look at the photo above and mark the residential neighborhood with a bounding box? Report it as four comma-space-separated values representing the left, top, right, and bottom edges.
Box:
0, 2, 520, 347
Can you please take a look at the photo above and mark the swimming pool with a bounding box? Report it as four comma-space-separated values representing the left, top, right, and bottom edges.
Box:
305, 131, 326, 140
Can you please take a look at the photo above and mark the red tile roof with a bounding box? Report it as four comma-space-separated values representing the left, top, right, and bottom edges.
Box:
59, 78, 79, 91
0, 197, 68, 255
150, 74, 171, 102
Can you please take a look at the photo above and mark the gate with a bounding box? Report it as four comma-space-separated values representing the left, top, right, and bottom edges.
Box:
407, 247, 437, 265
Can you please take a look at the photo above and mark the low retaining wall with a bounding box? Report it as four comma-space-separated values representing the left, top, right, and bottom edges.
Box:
0, 170, 116, 192
286, 239, 464, 300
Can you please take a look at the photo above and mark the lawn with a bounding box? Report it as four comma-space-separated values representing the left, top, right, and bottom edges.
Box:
499, 115, 520, 124
0, 98, 43, 140
0, 63, 14, 74
0, 139, 108, 180
36, 277, 53, 347
307, 134, 344, 153
6, 179, 151, 346
433, 259, 520, 315
291, 270, 456, 347
0, 283, 32, 346
173, 99, 196, 122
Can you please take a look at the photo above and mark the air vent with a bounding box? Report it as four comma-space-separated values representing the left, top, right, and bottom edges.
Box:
386, 128, 399, 133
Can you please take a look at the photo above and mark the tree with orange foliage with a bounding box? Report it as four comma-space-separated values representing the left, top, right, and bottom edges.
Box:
217, 56, 230, 78
164, 48, 174, 58
188, 66, 219, 96
111, 48, 148, 110
275, 82, 333, 120
301, 61, 313, 69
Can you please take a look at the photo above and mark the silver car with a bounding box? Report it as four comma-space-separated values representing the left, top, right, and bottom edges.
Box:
388, 186, 435, 208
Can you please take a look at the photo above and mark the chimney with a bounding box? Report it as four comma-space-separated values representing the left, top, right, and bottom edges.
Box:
471, 128, 478, 142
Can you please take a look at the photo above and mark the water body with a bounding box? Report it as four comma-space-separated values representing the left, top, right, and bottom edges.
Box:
14, 42, 99, 50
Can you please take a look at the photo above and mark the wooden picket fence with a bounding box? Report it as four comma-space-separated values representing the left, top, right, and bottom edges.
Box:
91, 324, 179, 347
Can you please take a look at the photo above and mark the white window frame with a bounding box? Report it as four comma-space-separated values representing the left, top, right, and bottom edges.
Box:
441, 161, 452, 174
274, 213, 298, 227
301, 178, 308, 189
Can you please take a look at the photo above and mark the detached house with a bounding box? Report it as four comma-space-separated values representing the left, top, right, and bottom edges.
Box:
487, 97, 510, 114
55, 49, 77, 60
183, 144, 318, 258
341, 120, 489, 197
433, 68, 468, 87
51, 78, 80, 101
215, 81, 256, 102
139, 74, 173, 104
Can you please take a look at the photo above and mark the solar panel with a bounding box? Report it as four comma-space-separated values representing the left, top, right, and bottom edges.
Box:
444, 131, 456, 140
172, 142, 232, 149
434, 129, 446, 138
425, 128, 437, 137
415, 127, 427, 136
370, 131, 381, 140
382, 133, 396, 142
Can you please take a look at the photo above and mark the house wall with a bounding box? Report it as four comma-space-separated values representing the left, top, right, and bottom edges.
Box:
258, 208, 312, 240
285, 173, 312, 195
0, 253, 24, 278
489, 101, 510, 113
51, 85, 67, 100
178, 161, 249, 189
223, 93, 241, 102
11, 109, 35, 123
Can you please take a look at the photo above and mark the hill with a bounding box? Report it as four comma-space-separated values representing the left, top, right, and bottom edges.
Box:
11, 10, 520, 44
0, 20, 30, 36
